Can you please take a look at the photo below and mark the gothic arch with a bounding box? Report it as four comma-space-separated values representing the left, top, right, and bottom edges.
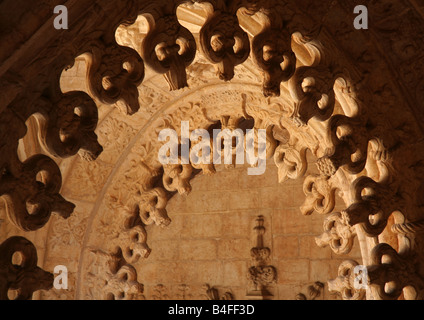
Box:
1, 0, 424, 300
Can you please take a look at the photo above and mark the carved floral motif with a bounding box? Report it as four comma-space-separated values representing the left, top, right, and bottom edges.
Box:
247, 216, 277, 298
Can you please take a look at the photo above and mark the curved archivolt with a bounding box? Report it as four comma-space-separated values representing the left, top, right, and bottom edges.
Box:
2, 0, 424, 301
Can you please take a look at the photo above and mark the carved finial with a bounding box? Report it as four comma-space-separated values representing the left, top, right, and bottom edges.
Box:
253, 215, 265, 248
247, 215, 277, 299
0, 237, 53, 300
295, 282, 325, 300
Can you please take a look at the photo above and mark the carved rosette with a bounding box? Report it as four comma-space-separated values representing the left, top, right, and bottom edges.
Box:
0, 155, 75, 231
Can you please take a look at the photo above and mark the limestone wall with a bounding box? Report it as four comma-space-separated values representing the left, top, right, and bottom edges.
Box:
140, 153, 363, 300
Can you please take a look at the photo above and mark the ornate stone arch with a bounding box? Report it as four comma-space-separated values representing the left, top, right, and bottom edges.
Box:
1, 0, 424, 300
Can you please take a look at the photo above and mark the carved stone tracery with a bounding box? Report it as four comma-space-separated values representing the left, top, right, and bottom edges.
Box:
247, 215, 277, 299
141, 5, 197, 90
0, 0, 424, 301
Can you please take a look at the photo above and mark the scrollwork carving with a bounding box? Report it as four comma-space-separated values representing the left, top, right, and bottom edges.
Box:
35, 91, 103, 161
273, 144, 307, 183
368, 243, 424, 300
0, 236, 53, 300
2, 0, 422, 301
252, 27, 296, 97
84, 249, 144, 300
328, 260, 366, 300
86, 41, 145, 115
288, 66, 337, 124
114, 204, 152, 264
247, 216, 277, 298
104, 264, 144, 300
200, 10, 250, 81
324, 114, 369, 176
142, 14, 196, 90
344, 176, 398, 237
300, 174, 336, 216
163, 164, 193, 195
138, 187, 171, 227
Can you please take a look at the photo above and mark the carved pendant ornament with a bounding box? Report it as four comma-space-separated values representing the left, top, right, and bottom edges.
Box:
1, 0, 424, 300
0, 237, 53, 300
247, 216, 277, 299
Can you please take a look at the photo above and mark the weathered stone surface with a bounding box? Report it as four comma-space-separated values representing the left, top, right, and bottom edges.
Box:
1, 0, 423, 300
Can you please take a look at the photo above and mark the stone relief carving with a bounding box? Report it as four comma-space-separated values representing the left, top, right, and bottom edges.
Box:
82, 78, 424, 300
204, 284, 234, 301
61, 158, 113, 203
247, 215, 277, 299
300, 174, 336, 216
83, 249, 144, 300
295, 281, 325, 300
252, 26, 296, 97
198, 2, 250, 82
103, 264, 145, 300
1, 0, 424, 300
315, 211, 356, 255
0, 154, 75, 231
274, 143, 307, 183
96, 116, 138, 165
35, 91, 103, 161
289, 66, 338, 125
147, 283, 233, 300
367, 243, 424, 300
0, 237, 53, 300
151, 284, 170, 300
328, 260, 366, 300
344, 176, 399, 237
86, 37, 145, 115
142, 10, 197, 90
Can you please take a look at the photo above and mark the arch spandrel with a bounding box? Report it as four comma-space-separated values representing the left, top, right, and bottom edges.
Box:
0, 0, 424, 300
